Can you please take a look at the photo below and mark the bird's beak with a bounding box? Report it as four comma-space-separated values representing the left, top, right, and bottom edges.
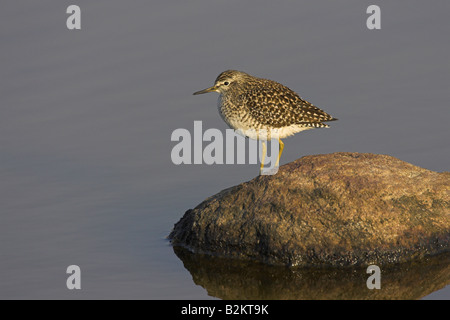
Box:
193, 86, 218, 95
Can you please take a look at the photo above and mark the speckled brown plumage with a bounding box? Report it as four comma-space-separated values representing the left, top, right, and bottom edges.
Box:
194, 70, 337, 140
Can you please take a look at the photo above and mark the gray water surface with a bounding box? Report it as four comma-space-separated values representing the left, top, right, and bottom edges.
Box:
1, 1, 449, 299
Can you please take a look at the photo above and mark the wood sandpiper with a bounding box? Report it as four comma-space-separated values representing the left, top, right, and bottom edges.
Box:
193, 70, 337, 174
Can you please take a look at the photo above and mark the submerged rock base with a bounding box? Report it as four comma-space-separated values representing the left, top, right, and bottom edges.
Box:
169, 152, 450, 267
173, 247, 450, 299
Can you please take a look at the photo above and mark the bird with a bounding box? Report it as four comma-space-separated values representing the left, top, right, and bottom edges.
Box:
193, 70, 337, 174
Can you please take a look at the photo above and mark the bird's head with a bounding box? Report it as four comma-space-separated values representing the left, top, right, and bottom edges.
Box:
193, 70, 250, 95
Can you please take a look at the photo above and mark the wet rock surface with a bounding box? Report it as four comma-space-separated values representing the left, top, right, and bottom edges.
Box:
169, 152, 450, 267
173, 247, 450, 300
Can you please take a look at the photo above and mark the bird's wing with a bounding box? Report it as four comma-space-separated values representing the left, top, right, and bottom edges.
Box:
241, 83, 335, 128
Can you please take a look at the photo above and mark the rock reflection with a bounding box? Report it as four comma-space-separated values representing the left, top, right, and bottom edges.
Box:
173, 246, 449, 300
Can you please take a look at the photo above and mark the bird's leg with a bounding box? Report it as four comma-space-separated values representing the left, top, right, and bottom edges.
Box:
260, 140, 266, 175
275, 139, 284, 168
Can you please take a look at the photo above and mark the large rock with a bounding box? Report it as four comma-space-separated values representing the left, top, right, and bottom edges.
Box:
169, 152, 450, 267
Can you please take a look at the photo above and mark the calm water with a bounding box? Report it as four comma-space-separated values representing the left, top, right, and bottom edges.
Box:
1, 1, 449, 299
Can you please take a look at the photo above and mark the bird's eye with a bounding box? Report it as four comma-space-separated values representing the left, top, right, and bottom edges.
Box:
223, 81, 230, 86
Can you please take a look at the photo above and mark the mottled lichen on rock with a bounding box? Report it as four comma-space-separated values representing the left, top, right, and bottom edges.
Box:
169, 152, 450, 267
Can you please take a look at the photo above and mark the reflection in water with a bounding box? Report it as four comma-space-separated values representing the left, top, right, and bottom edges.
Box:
173, 246, 450, 300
